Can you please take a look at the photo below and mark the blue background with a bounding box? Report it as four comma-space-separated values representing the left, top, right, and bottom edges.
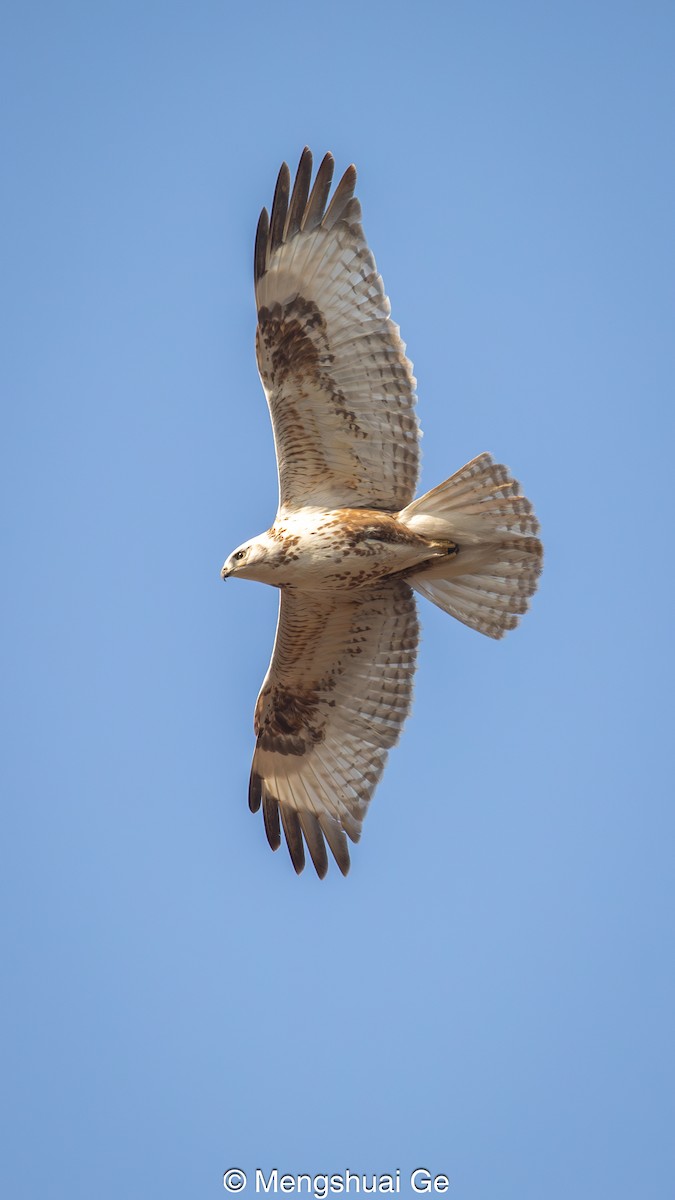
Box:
3, 2, 674, 1197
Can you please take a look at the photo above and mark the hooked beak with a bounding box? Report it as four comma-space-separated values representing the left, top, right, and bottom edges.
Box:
220, 563, 230, 580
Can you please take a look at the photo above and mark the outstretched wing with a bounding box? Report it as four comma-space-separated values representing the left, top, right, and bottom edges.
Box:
254, 149, 420, 513
249, 581, 419, 877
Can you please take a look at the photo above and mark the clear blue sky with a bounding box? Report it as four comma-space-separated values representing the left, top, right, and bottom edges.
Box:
2, 3, 674, 1198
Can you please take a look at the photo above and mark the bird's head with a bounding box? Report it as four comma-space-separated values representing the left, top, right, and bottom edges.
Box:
221, 531, 280, 584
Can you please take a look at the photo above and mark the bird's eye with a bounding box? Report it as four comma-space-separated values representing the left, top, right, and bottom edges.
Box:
234, 549, 246, 561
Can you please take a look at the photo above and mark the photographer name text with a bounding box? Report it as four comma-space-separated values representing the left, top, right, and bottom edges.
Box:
223, 1168, 450, 1196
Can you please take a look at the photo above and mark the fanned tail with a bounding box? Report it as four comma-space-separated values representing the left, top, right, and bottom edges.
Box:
399, 453, 543, 639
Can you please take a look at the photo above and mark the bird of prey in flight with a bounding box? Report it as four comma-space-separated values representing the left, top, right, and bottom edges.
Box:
221, 149, 542, 878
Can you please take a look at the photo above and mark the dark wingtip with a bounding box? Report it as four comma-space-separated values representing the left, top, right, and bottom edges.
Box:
279, 805, 305, 875
298, 810, 329, 879
318, 813, 351, 876
268, 161, 290, 256
323, 163, 358, 230
263, 792, 281, 852
248, 770, 262, 813
303, 152, 335, 231
343, 163, 357, 188
337, 854, 351, 878
255, 150, 356, 280
254, 207, 269, 284
285, 147, 313, 240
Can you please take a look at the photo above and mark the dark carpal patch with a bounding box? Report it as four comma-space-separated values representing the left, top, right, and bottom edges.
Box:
258, 298, 366, 437
255, 683, 326, 756
258, 297, 332, 383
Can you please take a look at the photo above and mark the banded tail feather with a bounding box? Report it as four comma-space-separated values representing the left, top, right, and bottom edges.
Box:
400, 453, 543, 639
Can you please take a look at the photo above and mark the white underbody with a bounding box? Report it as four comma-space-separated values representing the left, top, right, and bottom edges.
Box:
224, 506, 443, 590
222, 454, 541, 639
